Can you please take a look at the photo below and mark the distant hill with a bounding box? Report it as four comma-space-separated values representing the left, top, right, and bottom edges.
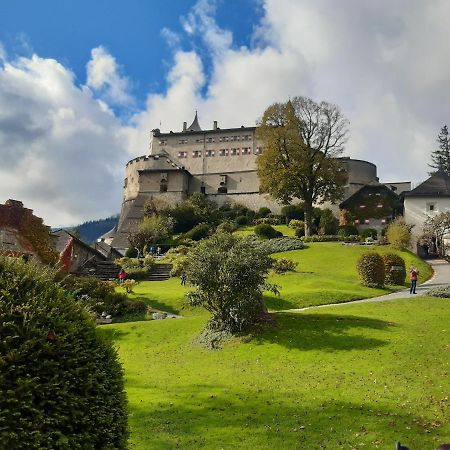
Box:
72, 215, 119, 244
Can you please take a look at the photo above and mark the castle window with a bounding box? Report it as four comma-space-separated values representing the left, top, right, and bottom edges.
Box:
192, 150, 202, 158
160, 180, 168, 192
195, 138, 203, 143
381, 219, 387, 224
178, 139, 188, 144
206, 150, 215, 157
230, 148, 240, 156
359, 205, 366, 208
254, 147, 263, 155
365, 219, 370, 224
159, 139, 167, 146
178, 151, 187, 158
219, 149, 228, 156
377, 204, 383, 208
206, 137, 215, 143
242, 147, 251, 155
428, 203, 436, 212
354, 219, 360, 224
124, 178, 128, 188
218, 186, 228, 194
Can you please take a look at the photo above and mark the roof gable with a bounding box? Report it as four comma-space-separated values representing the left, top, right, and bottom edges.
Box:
404, 171, 450, 197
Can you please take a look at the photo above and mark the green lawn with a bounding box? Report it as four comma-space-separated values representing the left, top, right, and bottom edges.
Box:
126, 243, 432, 313
101, 298, 450, 449
234, 224, 296, 237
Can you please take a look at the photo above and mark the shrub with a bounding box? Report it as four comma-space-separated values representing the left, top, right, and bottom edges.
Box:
357, 252, 385, 287
254, 223, 278, 239
318, 208, 338, 235
289, 219, 304, 229
184, 234, 278, 335
125, 299, 149, 314
170, 255, 189, 277
59, 275, 128, 316
0, 257, 128, 448
184, 223, 211, 241
257, 207, 272, 218
121, 279, 137, 293
170, 204, 200, 233
123, 267, 149, 280
301, 235, 360, 242
361, 228, 378, 240
382, 253, 406, 285
295, 227, 305, 238
125, 246, 138, 258
338, 225, 359, 237
216, 220, 237, 233
427, 285, 450, 298
235, 215, 249, 226
281, 204, 304, 222
254, 217, 282, 225
386, 217, 413, 249
128, 214, 173, 254
272, 258, 297, 273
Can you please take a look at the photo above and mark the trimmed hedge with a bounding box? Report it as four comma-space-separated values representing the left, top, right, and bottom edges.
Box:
338, 225, 359, 237
382, 253, 406, 285
357, 252, 385, 287
254, 223, 278, 239
301, 235, 361, 243
272, 258, 297, 273
0, 257, 128, 449
427, 285, 450, 298
246, 236, 304, 254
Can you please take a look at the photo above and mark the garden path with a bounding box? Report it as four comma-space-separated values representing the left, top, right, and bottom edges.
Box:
287, 259, 450, 312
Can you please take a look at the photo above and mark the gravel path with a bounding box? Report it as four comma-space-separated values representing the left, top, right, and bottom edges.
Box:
285, 259, 450, 312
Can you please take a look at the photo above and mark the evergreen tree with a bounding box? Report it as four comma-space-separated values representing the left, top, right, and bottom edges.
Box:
429, 125, 450, 175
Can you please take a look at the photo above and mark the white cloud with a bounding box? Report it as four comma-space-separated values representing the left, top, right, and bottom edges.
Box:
86, 46, 133, 106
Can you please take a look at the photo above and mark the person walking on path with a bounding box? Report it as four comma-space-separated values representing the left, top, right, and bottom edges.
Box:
118, 269, 127, 284
409, 266, 419, 294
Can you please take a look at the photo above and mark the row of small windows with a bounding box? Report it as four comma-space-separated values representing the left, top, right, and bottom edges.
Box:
178, 147, 262, 158
354, 219, 388, 225
158, 135, 253, 146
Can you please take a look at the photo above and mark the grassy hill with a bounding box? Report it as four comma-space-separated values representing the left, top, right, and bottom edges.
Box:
101, 298, 450, 449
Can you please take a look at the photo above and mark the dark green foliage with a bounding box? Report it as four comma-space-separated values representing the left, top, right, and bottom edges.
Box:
281, 204, 304, 222
254, 223, 278, 239
338, 225, 359, 237
235, 215, 249, 226
59, 275, 128, 316
257, 207, 272, 218
429, 125, 450, 175
357, 252, 385, 288
125, 246, 139, 258
318, 208, 338, 235
427, 285, 450, 298
125, 299, 149, 314
170, 204, 201, 233
382, 253, 406, 285
185, 234, 277, 335
361, 228, 378, 240
184, 223, 211, 241
216, 221, 238, 233
272, 258, 297, 273
0, 257, 128, 449
254, 217, 283, 225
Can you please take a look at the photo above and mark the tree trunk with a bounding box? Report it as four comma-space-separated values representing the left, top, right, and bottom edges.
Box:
304, 202, 313, 237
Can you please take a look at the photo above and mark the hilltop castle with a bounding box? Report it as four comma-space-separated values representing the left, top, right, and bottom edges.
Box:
111, 113, 405, 250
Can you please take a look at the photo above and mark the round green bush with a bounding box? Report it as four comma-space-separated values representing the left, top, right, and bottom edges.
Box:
257, 207, 272, 218
235, 215, 249, 226
357, 252, 385, 287
184, 223, 211, 241
338, 225, 359, 237
361, 228, 378, 240
0, 257, 128, 449
382, 253, 406, 285
254, 223, 278, 239
125, 246, 138, 257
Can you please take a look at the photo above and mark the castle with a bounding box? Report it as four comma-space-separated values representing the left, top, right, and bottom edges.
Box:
111, 113, 408, 250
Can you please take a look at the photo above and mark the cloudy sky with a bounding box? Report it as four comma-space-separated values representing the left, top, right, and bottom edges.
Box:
1, 0, 449, 227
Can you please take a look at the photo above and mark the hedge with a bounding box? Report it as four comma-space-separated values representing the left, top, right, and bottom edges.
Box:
0, 257, 128, 449
357, 252, 385, 287
382, 253, 406, 285
254, 223, 279, 239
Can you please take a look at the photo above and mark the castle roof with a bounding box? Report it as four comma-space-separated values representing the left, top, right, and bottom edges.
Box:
404, 171, 450, 197
187, 111, 202, 132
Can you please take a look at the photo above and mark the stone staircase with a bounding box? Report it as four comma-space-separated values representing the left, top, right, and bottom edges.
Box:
94, 261, 121, 281
148, 263, 172, 281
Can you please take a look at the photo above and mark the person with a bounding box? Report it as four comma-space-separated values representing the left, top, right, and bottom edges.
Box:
180, 272, 187, 286
156, 246, 161, 257
409, 266, 419, 294
118, 269, 126, 284
150, 246, 155, 255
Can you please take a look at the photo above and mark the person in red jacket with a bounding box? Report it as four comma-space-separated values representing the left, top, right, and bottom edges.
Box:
118, 269, 126, 284
409, 266, 419, 294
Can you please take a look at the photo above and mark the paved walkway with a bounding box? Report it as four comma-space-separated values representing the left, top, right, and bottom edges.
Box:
286, 259, 450, 312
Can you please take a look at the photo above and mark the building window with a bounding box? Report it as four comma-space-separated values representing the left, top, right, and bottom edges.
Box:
254, 147, 263, 155
377, 204, 383, 208
200, 185, 206, 194
218, 186, 228, 193
364, 219, 370, 224
178, 151, 187, 158
428, 203, 436, 212
359, 205, 366, 208
159, 139, 167, 146
230, 148, 240, 156
195, 138, 203, 143
219, 149, 228, 156
242, 147, 251, 155
160, 181, 168, 192
206, 150, 215, 157
354, 219, 360, 225
381, 219, 387, 224
206, 137, 215, 143
192, 150, 202, 158
178, 139, 188, 144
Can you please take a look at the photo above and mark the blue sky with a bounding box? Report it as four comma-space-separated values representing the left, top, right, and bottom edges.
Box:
1, 0, 450, 226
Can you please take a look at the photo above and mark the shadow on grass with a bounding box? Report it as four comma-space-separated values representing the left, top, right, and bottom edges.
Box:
132, 295, 180, 315
253, 312, 393, 352
126, 383, 431, 450
98, 327, 130, 342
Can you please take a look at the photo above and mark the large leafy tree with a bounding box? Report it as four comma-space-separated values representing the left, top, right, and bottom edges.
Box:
429, 125, 450, 175
128, 214, 173, 255
257, 97, 349, 236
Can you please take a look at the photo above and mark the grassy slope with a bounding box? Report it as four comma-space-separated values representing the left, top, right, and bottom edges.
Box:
126, 243, 432, 313
102, 298, 450, 449
234, 224, 296, 237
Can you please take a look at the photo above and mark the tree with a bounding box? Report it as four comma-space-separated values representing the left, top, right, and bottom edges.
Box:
423, 211, 450, 256
184, 233, 277, 337
318, 208, 338, 235
257, 97, 349, 236
429, 125, 450, 175
386, 217, 413, 249
128, 214, 173, 255
143, 196, 171, 217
